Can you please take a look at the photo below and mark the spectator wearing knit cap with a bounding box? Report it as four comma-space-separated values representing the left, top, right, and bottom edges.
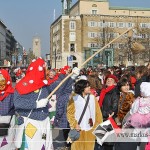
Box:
99, 74, 120, 150
99, 74, 120, 120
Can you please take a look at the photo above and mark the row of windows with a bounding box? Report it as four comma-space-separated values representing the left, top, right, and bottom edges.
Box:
88, 21, 134, 28
140, 23, 150, 28
88, 32, 149, 39
87, 43, 144, 49
88, 21, 150, 28
88, 43, 116, 48
53, 21, 149, 33
88, 32, 118, 38
53, 43, 76, 53
52, 55, 77, 61
53, 32, 76, 43
69, 21, 135, 30
90, 10, 147, 15
139, 33, 150, 38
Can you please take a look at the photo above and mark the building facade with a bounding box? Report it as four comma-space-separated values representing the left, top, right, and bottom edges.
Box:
0, 19, 23, 66
50, 0, 150, 68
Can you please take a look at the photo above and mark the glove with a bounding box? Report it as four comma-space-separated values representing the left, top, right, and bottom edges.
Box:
71, 67, 80, 80
36, 98, 49, 108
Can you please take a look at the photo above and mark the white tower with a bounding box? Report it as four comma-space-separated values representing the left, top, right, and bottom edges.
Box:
32, 36, 41, 57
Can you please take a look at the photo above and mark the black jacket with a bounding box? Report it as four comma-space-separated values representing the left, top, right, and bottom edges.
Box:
101, 87, 120, 120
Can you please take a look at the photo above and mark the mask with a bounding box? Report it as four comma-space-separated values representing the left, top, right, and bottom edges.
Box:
0, 74, 6, 90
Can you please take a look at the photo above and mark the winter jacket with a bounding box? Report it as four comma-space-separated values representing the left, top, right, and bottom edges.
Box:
101, 87, 120, 121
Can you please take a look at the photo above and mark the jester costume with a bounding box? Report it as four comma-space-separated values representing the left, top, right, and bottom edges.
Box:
0, 69, 15, 150
14, 58, 53, 150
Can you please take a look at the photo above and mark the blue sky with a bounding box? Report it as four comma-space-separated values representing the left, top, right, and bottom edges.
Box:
0, 0, 149, 57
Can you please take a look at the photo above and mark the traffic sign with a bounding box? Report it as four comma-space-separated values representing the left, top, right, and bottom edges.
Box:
67, 56, 73, 62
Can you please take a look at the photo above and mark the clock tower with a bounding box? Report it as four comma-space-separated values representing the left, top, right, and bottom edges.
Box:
32, 36, 41, 58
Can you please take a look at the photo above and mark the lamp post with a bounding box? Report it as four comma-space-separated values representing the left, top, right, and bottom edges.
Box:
54, 48, 56, 68
127, 30, 133, 65
23, 50, 27, 67
15, 42, 19, 67
0, 41, 2, 66
102, 20, 105, 64
46, 53, 50, 69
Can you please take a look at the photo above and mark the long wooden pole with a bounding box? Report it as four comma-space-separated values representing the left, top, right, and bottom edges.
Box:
47, 27, 133, 99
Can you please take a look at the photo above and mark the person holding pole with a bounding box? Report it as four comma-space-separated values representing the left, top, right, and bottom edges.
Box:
14, 58, 54, 150
14, 58, 80, 150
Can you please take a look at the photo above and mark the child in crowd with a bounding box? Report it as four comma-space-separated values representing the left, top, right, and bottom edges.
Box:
125, 82, 150, 128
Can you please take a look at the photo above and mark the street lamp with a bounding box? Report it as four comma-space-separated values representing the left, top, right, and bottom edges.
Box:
102, 20, 106, 64
127, 30, 133, 63
15, 42, 19, 67
0, 41, 2, 66
54, 48, 56, 68
46, 53, 50, 69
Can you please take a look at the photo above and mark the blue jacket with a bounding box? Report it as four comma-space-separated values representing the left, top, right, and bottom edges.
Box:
0, 93, 14, 116
47, 74, 74, 128
14, 86, 49, 121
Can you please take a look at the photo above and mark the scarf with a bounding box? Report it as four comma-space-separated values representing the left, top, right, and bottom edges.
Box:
99, 85, 115, 107
0, 69, 14, 101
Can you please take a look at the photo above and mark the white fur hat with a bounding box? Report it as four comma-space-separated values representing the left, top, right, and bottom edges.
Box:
140, 82, 150, 97
78, 75, 87, 80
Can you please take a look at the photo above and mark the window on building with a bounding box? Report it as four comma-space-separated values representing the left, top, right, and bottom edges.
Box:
35, 41, 38, 46
56, 25, 60, 31
92, 10, 97, 14
98, 22, 103, 27
110, 44, 115, 48
69, 32, 76, 41
141, 33, 147, 38
118, 43, 124, 49
140, 23, 148, 28
98, 32, 103, 38
72, 55, 77, 60
88, 32, 97, 38
108, 33, 115, 38
57, 34, 60, 41
127, 23, 133, 27
88, 21, 97, 27
92, 4, 97, 7
118, 22, 125, 28
70, 21, 76, 30
70, 43, 75, 52
109, 22, 115, 28
88, 43, 98, 48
